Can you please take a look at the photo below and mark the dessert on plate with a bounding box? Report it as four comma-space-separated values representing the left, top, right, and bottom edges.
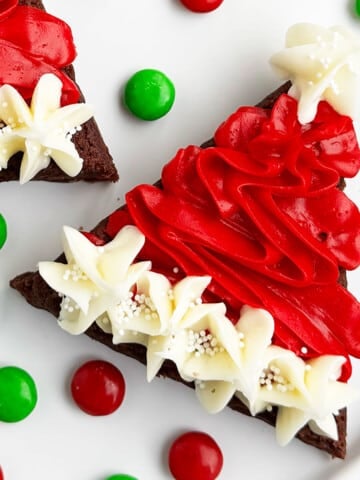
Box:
11, 22, 360, 458
0, 0, 118, 183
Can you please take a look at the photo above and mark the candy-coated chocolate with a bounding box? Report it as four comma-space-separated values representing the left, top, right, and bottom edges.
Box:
124, 69, 175, 121
71, 360, 126, 416
179, 0, 224, 13
356, 0, 360, 16
168, 431, 223, 480
105, 475, 138, 480
0, 465, 3, 480
0, 366, 37, 422
0, 213, 7, 249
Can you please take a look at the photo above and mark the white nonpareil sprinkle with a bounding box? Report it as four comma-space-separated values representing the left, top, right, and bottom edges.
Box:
187, 329, 224, 357
62, 263, 88, 282
113, 291, 159, 324
59, 295, 80, 316
259, 364, 295, 393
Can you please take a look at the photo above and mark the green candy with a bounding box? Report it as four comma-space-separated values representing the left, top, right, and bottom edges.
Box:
124, 69, 175, 121
355, 0, 360, 16
0, 214, 7, 249
0, 366, 37, 422
105, 475, 138, 480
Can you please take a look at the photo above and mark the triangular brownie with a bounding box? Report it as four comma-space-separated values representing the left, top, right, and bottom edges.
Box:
0, 0, 118, 183
11, 24, 360, 459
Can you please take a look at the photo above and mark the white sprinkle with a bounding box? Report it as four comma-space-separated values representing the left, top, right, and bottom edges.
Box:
301, 346, 308, 354
173, 267, 179, 274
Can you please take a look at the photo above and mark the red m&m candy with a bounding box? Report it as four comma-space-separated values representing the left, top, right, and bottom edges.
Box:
71, 360, 126, 416
179, 0, 224, 13
0, 465, 4, 480
168, 431, 223, 480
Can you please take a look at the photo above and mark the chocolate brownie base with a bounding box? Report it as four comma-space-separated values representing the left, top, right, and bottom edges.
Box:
0, 0, 119, 183
10, 82, 348, 459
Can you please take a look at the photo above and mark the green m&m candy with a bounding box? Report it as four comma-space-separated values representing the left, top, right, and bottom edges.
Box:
355, 0, 360, 16
0, 366, 37, 422
105, 475, 138, 480
0, 214, 7, 249
124, 69, 175, 121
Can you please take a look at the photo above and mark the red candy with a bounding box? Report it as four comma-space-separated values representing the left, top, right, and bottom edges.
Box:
179, 0, 224, 13
0, 466, 3, 480
168, 431, 223, 480
71, 360, 126, 416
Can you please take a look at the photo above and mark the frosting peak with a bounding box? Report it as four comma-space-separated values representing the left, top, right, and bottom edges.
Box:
0, 74, 93, 183
270, 23, 360, 123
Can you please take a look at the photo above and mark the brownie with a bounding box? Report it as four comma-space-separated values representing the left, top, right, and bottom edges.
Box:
10, 82, 348, 459
0, 0, 119, 183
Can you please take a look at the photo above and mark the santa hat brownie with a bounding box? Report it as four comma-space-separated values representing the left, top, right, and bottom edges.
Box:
11, 23, 360, 458
0, 0, 118, 183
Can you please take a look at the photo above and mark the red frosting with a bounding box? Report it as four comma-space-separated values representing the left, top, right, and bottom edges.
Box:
0, 1, 79, 104
106, 94, 360, 381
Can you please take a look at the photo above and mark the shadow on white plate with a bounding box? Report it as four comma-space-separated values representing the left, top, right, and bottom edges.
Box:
303, 433, 360, 480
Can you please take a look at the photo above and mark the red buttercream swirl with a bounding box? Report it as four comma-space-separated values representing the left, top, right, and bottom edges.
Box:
0, 1, 79, 104
107, 94, 360, 381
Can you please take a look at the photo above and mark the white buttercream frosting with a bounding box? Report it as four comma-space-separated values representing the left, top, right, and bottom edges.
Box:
38, 224, 359, 445
270, 23, 360, 123
0, 73, 93, 183
38, 225, 150, 334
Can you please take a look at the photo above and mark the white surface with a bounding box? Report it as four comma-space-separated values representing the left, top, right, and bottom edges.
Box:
1, 0, 360, 479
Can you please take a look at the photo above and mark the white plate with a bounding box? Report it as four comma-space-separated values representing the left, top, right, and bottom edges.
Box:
1, 0, 360, 478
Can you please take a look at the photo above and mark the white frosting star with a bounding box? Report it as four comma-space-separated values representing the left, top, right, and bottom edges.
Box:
250, 348, 359, 444
270, 23, 360, 123
38, 225, 150, 334
144, 275, 212, 382
98, 273, 212, 382
195, 306, 274, 414
0, 73, 93, 183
